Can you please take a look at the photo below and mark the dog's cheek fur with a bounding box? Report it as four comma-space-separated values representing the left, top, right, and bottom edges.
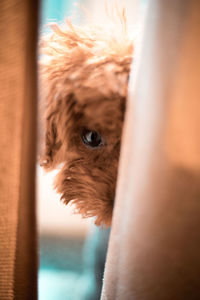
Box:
55, 166, 116, 226
54, 157, 118, 226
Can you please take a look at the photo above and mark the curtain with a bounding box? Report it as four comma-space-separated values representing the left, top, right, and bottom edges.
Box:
101, 0, 200, 299
0, 0, 38, 299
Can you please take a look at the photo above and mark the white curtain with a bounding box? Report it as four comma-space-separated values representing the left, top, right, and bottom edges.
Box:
101, 0, 200, 299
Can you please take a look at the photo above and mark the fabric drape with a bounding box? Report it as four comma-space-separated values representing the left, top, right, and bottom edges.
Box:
101, 0, 200, 299
0, 0, 38, 299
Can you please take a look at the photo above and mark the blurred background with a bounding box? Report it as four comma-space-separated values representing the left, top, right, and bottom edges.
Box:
37, 0, 141, 299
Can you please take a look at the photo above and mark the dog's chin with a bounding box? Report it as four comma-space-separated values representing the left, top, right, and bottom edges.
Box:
60, 194, 113, 227
54, 167, 115, 226
94, 200, 114, 227
95, 215, 112, 228
104, 198, 115, 227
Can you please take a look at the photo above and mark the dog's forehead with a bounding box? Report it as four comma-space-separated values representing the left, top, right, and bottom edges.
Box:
69, 95, 125, 140
60, 62, 128, 135
71, 63, 129, 103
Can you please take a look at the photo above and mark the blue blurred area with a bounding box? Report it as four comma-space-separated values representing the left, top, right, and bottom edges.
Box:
40, 0, 75, 26
39, 228, 110, 300
39, 269, 82, 300
39, 235, 86, 300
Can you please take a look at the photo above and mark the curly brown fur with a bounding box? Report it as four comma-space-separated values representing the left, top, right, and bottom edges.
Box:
40, 15, 133, 226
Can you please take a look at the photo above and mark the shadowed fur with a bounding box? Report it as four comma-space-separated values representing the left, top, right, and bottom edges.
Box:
40, 14, 134, 226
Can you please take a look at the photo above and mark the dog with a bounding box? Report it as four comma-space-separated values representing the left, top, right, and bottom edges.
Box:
40, 15, 134, 226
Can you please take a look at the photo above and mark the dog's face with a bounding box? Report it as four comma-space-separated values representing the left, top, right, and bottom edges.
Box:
40, 22, 133, 225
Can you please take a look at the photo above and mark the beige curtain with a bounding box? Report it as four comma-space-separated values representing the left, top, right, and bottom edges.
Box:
101, 0, 200, 299
0, 0, 38, 299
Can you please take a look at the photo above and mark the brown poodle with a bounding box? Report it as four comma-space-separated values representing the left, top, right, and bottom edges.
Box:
40, 15, 134, 226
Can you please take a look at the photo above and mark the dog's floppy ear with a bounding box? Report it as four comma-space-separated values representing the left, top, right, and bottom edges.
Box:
40, 98, 62, 170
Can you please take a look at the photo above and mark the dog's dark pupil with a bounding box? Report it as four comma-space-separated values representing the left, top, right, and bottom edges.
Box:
82, 130, 102, 148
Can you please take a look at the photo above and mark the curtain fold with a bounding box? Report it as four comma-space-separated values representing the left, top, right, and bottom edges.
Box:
101, 0, 200, 299
0, 0, 38, 299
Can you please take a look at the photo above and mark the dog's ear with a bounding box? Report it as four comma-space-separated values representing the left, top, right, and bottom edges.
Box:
40, 99, 62, 170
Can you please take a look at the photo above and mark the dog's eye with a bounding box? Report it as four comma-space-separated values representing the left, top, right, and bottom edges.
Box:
82, 129, 103, 148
